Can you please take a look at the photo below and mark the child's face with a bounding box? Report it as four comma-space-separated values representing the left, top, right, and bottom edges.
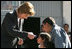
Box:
37, 35, 44, 44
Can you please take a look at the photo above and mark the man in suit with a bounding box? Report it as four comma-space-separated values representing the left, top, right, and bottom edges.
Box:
1, 2, 35, 48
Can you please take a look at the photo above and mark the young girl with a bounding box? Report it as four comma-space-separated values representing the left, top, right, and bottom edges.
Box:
37, 32, 55, 48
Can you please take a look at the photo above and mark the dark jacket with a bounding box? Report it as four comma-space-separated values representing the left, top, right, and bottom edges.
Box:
1, 10, 28, 48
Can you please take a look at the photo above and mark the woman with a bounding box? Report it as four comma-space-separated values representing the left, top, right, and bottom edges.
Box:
37, 32, 55, 48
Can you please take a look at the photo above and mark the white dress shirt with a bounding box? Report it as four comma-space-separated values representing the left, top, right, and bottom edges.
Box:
18, 18, 24, 32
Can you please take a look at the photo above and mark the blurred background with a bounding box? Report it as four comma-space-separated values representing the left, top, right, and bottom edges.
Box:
1, 1, 71, 32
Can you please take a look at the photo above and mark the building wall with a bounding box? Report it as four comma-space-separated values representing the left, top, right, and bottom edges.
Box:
63, 1, 71, 32
20, 1, 63, 27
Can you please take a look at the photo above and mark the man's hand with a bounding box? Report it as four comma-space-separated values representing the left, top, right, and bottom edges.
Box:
28, 32, 35, 40
18, 38, 24, 45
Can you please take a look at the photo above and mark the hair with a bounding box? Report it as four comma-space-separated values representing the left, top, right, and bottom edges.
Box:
40, 32, 55, 48
17, 2, 35, 16
42, 17, 56, 26
40, 25, 43, 32
64, 24, 69, 28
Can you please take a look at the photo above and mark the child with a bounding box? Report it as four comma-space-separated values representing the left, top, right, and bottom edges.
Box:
37, 32, 55, 48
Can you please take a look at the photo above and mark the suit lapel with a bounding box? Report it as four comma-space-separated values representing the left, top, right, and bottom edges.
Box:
12, 10, 19, 30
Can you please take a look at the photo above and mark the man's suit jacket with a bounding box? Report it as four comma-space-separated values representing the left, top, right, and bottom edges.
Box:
1, 10, 28, 48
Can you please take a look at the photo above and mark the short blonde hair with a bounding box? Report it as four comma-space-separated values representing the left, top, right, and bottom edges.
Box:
17, 2, 35, 16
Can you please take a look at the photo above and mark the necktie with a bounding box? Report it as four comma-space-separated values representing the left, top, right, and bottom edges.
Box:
19, 19, 21, 30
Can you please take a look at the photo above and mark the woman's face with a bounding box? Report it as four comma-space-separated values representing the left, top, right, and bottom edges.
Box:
37, 35, 44, 44
18, 13, 30, 19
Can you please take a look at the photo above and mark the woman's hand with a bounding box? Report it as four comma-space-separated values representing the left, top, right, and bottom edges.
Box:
18, 38, 24, 45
